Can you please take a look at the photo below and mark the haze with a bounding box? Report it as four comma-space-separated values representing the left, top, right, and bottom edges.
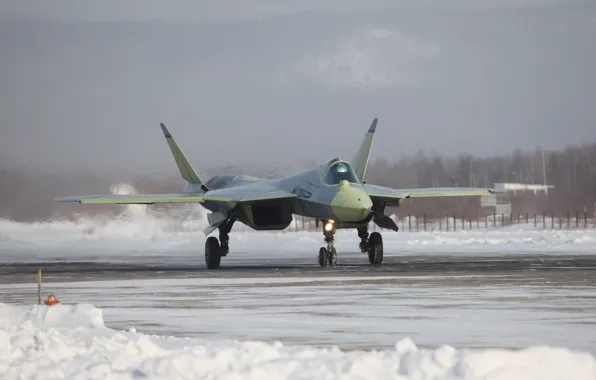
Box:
1, 0, 595, 175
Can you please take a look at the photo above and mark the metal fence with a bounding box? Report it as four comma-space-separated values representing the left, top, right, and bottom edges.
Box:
378, 212, 596, 232
282, 212, 596, 233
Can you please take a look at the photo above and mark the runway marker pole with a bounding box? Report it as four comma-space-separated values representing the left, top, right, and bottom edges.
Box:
37, 268, 42, 305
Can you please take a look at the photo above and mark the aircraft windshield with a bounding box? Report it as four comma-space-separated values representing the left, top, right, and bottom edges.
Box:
324, 161, 360, 185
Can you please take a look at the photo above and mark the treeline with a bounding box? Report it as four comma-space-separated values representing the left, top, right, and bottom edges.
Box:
365, 142, 596, 217
1, 142, 595, 222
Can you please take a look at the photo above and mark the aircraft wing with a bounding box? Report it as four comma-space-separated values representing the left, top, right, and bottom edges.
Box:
54, 193, 207, 204
364, 184, 502, 206
55, 189, 296, 205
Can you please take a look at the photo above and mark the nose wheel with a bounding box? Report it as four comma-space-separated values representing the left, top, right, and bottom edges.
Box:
318, 246, 337, 267
319, 220, 337, 267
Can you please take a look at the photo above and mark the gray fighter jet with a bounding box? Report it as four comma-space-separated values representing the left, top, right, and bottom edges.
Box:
55, 119, 501, 269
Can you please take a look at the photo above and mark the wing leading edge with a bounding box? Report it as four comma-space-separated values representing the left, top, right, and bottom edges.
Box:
364, 184, 502, 206
55, 189, 296, 205
54, 194, 206, 204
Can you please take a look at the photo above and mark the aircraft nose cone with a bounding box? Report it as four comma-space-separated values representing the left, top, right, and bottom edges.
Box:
331, 184, 373, 222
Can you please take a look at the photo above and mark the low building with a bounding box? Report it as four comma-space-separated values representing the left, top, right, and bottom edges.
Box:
481, 183, 554, 215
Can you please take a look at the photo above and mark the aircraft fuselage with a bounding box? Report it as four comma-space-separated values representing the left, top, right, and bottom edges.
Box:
199, 159, 373, 231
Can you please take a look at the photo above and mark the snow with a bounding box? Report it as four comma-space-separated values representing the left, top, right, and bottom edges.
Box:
1, 302, 594, 380
1, 210, 596, 264
5, 272, 595, 351
1, 193, 595, 262
2, 201, 596, 378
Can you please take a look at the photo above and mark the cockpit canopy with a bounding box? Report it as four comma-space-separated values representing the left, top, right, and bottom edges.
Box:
322, 158, 360, 185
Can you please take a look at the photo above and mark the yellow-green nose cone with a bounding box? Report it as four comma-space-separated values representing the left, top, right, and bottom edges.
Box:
331, 184, 373, 222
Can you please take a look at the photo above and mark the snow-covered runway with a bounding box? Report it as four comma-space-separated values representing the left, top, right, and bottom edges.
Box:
2, 264, 595, 353
1, 214, 596, 379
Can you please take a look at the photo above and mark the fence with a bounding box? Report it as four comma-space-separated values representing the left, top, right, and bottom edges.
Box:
287, 212, 596, 233
174, 211, 596, 233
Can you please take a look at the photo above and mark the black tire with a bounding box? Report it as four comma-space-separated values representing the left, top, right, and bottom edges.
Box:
328, 248, 337, 266
318, 247, 328, 267
368, 232, 383, 265
205, 236, 222, 270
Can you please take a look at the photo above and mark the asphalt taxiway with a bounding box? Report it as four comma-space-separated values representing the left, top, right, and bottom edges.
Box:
1, 251, 594, 285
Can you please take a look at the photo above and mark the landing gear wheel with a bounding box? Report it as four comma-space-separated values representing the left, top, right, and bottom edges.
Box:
328, 248, 337, 266
205, 236, 222, 270
320, 220, 337, 268
318, 247, 329, 267
368, 232, 383, 265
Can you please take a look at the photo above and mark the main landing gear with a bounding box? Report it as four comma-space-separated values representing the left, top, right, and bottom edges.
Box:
204, 218, 235, 270
358, 226, 383, 265
318, 220, 337, 267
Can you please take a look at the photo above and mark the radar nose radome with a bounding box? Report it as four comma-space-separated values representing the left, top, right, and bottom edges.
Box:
331, 183, 373, 222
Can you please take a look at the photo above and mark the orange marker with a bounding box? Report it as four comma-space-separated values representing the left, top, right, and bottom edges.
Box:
44, 294, 61, 306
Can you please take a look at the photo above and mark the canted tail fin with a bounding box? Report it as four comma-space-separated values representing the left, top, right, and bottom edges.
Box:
352, 118, 377, 182
160, 123, 209, 192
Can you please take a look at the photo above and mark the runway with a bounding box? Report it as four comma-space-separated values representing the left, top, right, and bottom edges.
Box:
2, 221, 596, 355
1, 250, 595, 353
1, 252, 595, 284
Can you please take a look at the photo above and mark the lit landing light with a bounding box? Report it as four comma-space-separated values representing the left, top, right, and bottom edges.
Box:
325, 220, 335, 232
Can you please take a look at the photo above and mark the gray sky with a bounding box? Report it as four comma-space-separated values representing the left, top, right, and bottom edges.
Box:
1, 1, 595, 175
1, 1, 572, 22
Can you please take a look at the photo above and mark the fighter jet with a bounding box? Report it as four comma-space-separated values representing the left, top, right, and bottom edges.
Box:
55, 119, 501, 269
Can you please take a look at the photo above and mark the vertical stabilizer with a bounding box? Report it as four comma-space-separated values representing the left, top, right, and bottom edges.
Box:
160, 123, 209, 192
352, 118, 378, 182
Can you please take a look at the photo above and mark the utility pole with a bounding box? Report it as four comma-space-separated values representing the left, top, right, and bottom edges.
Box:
37, 268, 42, 304
573, 155, 577, 190
541, 145, 547, 187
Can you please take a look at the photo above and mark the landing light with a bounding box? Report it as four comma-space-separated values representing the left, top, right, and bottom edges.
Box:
324, 220, 335, 232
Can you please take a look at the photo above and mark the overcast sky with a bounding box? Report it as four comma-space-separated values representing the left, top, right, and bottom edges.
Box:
1, 1, 595, 176
3, 1, 576, 22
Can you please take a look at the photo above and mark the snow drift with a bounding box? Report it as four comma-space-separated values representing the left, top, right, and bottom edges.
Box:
0, 302, 594, 380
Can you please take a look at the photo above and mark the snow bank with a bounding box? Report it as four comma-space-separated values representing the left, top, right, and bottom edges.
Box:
0, 303, 103, 331
1, 303, 594, 380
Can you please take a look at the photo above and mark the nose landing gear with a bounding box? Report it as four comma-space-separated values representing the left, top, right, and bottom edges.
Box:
318, 220, 337, 267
